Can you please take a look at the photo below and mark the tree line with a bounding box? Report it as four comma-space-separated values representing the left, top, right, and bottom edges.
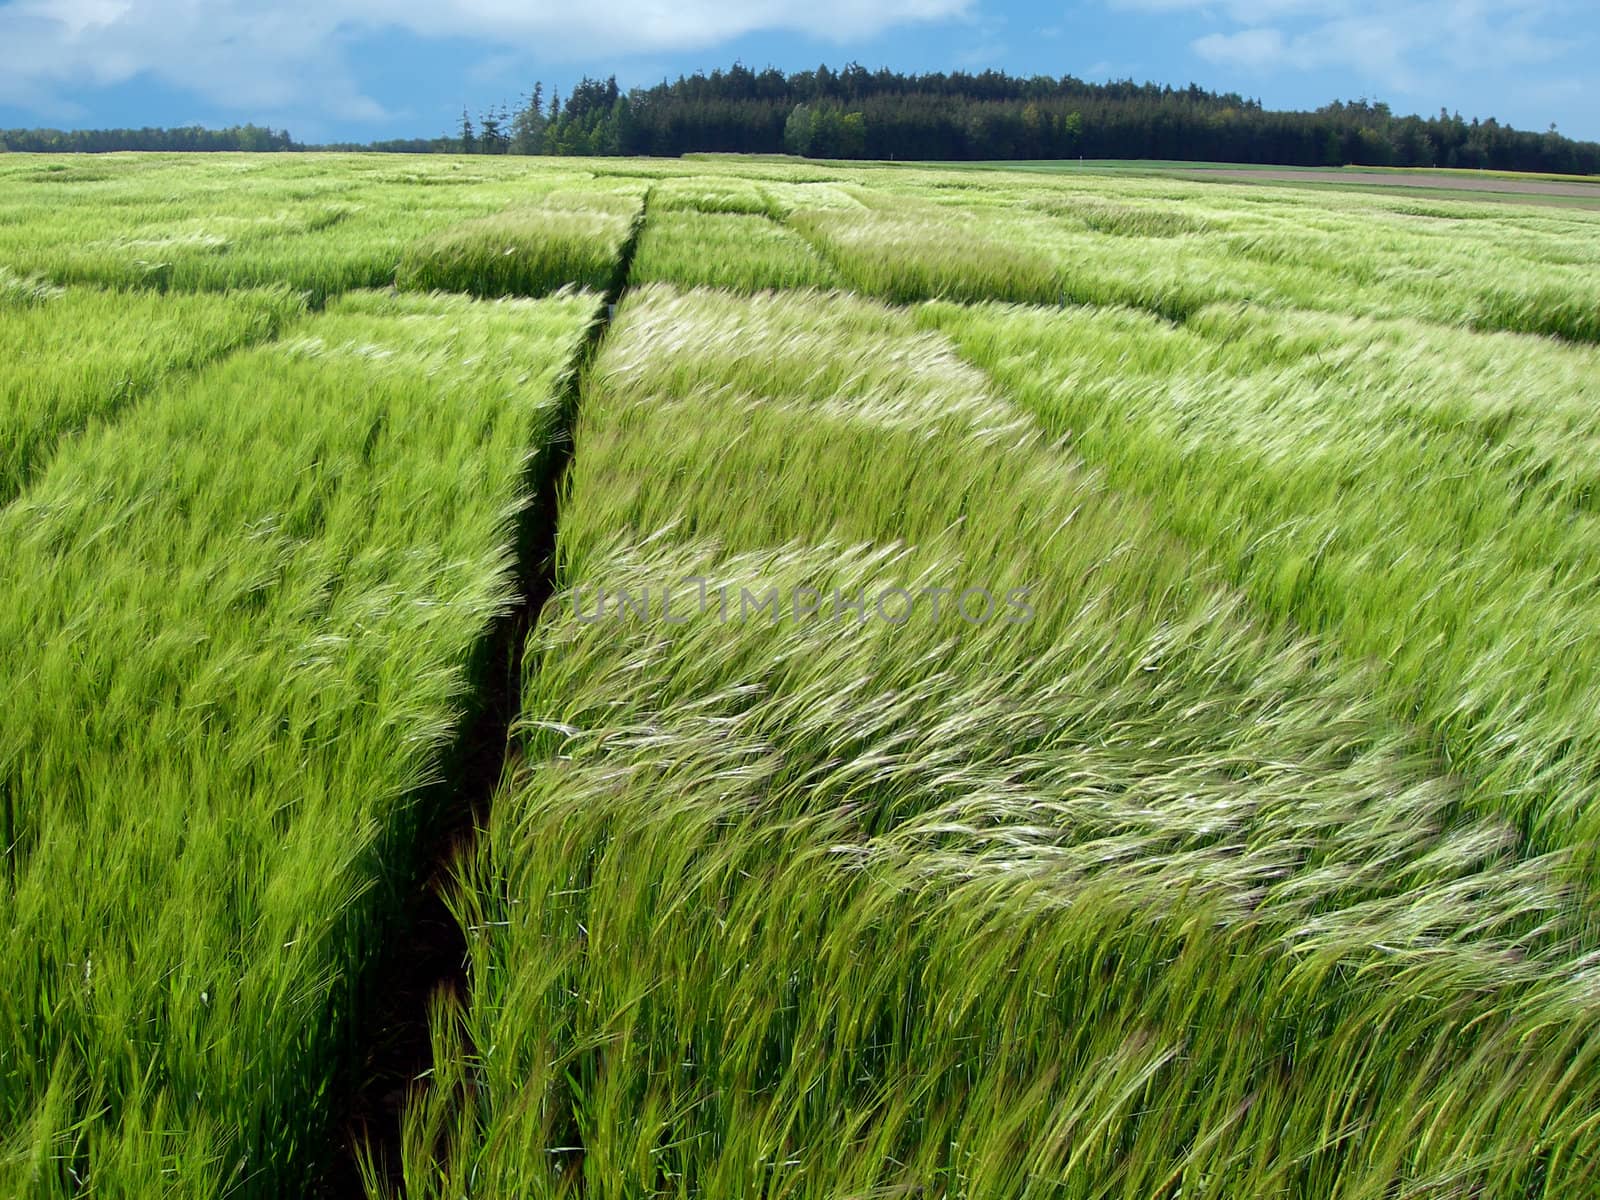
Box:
4, 66, 1596, 174
0, 124, 295, 153
448, 66, 1598, 174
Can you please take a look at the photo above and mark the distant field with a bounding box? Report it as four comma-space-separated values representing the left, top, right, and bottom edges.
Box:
1196, 166, 1600, 199
880, 157, 1600, 207
4, 151, 1600, 1199
907, 157, 1308, 172
927, 158, 1600, 183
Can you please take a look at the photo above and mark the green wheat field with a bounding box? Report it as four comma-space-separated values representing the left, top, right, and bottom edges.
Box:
4, 151, 1600, 1198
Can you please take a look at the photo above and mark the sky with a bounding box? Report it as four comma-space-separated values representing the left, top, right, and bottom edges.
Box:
0, 0, 1594, 145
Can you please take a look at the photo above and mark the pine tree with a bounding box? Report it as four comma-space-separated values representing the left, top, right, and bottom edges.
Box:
610, 95, 636, 156
511, 83, 546, 155
479, 106, 508, 153
76, 62, 1581, 173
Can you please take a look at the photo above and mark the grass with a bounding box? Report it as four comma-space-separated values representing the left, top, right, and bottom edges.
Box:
630, 210, 842, 292
0, 287, 597, 1196
782, 171, 1600, 339
789, 202, 1068, 306
914, 160, 1600, 207
648, 178, 778, 215
396, 187, 647, 298
930, 299, 1600, 871
0, 155, 627, 303
389, 285, 1600, 1199
901, 157, 1317, 172
0, 285, 302, 505
3, 151, 1600, 1199
1178, 176, 1600, 212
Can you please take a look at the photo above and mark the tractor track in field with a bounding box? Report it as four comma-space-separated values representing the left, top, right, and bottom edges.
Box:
317, 192, 651, 1199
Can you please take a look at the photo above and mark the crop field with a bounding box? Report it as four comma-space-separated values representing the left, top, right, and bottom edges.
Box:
2, 152, 1599, 1199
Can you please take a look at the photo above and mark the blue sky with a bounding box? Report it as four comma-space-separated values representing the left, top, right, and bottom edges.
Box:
1, 0, 1594, 145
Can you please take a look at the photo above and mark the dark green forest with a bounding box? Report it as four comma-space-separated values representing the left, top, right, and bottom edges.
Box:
6, 65, 1598, 174
0, 124, 295, 154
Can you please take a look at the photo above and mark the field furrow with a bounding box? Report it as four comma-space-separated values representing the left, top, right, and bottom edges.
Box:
0, 289, 597, 1196
4, 152, 1599, 1200
392, 284, 1599, 1199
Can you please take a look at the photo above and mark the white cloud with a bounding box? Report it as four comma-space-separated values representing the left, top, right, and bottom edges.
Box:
1193, 18, 1415, 86
1112, 0, 1578, 95
1114, 0, 1332, 17
1192, 28, 1287, 69
0, 0, 974, 122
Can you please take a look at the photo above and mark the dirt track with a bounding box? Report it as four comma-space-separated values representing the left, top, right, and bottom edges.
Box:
1192, 168, 1600, 199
